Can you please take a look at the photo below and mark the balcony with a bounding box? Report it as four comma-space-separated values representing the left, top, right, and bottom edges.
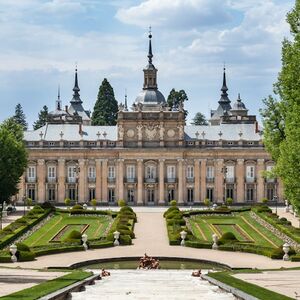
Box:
107, 177, 116, 184
265, 178, 276, 183
206, 177, 214, 183
144, 177, 157, 183
47, 177, 57, 183
186, 177, 195, 183
225, 177, 235, 184
88, 177, 96, 183
26, 177, 36, 183
166, 177, 177, 183
126, 177, 137, 183
245, 177, 256, 183
67, 177, 77, 184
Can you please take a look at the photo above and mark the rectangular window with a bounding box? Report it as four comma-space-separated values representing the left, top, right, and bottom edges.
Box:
108, 166, 115, 179
167, 189, 175, 202
147, 189, 155, 203
88, 166, 96, 178
167, 166, 176, 179
206, 188, 214, 201
246, 166, 255, 181
226, 187, 234, 199
146, 166, 156, 179
48, 188, 55, 201
48, 166, 56, 180
68, 188, 76, 201
186, 166, 194, 179
27, 166, 36, 179
206, 166, 214, 179
187, 188, 194, 203
246, 186, 254, 201
28, 188, 35, 201
89, 188, 95, 201
127, 189, 135, 203
226, 166, 234, 179
127, 165, 135, 179
108, 188, 115, 203
267, 186, 275, 201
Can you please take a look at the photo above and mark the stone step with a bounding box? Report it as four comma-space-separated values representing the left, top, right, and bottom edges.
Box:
71, 270, 235, 300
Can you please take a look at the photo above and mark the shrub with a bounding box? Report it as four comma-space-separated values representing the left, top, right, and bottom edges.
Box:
119, 234, 132, 245
41, 202, 55, 210
165, 210, 182, 220
91, 199, 97, 208
118, 199, 126, 207
163, 206, 179, 217
120, 206, 134, 213
72, 204, 83, 210
18, 250, 36, 261
16, 242, 31, 252
26, 198, 32, 207
64, 198, 71, 207
226, 198, 233, 206
67, 230, 82, 240
117, 224, 130, 231
170, 200, 177, 207
261, 198, 268, 204
218, 232, 238, 245
203, 198, 211, 207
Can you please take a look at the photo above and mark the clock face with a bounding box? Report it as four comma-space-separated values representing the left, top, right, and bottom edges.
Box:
167, 129, 175, 138
127, 129, 135, 138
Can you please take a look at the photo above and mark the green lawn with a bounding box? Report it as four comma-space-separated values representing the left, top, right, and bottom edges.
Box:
188, 212, 284, 248
23, 212, 112, 247
206, 271, 293, 300
0, 270, 93, 300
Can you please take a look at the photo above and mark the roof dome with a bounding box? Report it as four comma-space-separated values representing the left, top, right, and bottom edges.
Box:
135, 89, 166, 105
49, 109, 68, 117
232, 93, 247, 111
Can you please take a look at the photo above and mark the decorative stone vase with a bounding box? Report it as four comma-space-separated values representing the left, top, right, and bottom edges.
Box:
284, 200, 289, 213
212, 234, 219, 250
283, 243, 290, 261
83, 204, 88, 210
212, 204, 217, 211
113, 231, 120, 246
81, 234, 88, 251
180, 230, 187, 246
10, 244, 18, 263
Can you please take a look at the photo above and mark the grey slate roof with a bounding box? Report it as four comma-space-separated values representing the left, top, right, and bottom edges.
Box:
24, 123, 261, 142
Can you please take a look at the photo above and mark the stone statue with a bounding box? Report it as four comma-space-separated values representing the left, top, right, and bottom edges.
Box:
177, 125, 184, 139
178, 101, 184, 112
159, 125, 164, 140
118, 103, 125, 112
118, 125, 124, 140
137, 124, 143, 140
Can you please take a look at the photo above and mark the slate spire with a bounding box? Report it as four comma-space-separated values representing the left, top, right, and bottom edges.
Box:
71, 66, 82, 104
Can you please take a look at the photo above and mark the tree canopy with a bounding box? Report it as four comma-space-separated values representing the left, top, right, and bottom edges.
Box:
191, 112, 208, 125
167, 89, 188, 118
0, 118, 27, 206
91, 78, 118, 125
33, 105, 48, 130
260, 0, 300, 210
13, 103, 27, 131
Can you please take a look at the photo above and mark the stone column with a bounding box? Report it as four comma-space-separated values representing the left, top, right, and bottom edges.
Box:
117, 159, 124, 201
256, 159, 265, 203
158, 159, 165, 205
194, 159, 200, 204
37, 159, 45, 203
78, 159, 86, 203
137, 159, 143, 205
95, 159, 102, 201
58, 158, 66, 203
200, 159, 207, 202
215, 159, 224, 203
236, 159, 244, 203
178, 159, 184, 204
277, 178, 283, 202
102, 159, 108, 204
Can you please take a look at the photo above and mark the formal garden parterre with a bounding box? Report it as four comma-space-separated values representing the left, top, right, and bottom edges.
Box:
164, 201, 300, 260
0, 202, 137, 262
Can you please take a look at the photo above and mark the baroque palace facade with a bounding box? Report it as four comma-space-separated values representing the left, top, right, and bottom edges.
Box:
16, 33, 282, 206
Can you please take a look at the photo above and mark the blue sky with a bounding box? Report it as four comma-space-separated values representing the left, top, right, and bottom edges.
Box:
0, 0, 295, 127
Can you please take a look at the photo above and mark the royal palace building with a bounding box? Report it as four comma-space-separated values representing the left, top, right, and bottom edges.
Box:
15, 33, 283, 206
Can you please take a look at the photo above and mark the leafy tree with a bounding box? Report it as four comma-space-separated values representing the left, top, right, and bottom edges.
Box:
167, 88, 188, 118
191, 112, 208, 125
261, 0, 300, 210
33, 105, 48, 130
91, 78, 118, 125
13, 103, 27, 131
0, 118, 27, 207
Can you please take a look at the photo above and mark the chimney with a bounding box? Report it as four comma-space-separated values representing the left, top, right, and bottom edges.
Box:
255, 121, 258, 133
79, 123, 83, 135
65, 105, 68, 113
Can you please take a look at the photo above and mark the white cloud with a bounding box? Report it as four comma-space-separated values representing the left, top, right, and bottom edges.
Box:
116, 0, 233, 28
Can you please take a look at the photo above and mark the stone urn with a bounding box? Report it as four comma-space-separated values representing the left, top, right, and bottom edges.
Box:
212, 204, 218, 211
10, 244, 18, 263
284, 200, 289, 213
180, 230, 187, 246
113, 231, 120, 246
82, 234, 88, 251
283, 243, 290, 261
83, 203, 88, 211
212, 234, 219, 250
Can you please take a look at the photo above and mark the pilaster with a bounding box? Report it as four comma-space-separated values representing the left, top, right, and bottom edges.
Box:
137, 159, 143, 205
95, 159, 102, 201
37, 159, 45, 203
194, 159, 200, 203
101, 159, 108, 204
158, 159, 165, 204
117, 159, 124, 200
257, 159, 265, 202
178, 159, 184, 204
216, 159, 224, 203
78, 159, 86, 203
236, 159, 244, 202
200, 159, 207, 202
58, 158, 65, 203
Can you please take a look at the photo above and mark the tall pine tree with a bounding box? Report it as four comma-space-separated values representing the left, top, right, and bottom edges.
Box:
167, 88, 188, 118
33, 105, 48, 130
261, 0, 300, 210
91, 79, 118, 125
13, 103, 27, 131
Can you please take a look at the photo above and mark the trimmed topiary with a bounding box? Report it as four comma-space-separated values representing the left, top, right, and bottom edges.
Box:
218, 232, 238, 245
119, 234, 132, 245
170, 200, 177, 207
16, 242, 31, 252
